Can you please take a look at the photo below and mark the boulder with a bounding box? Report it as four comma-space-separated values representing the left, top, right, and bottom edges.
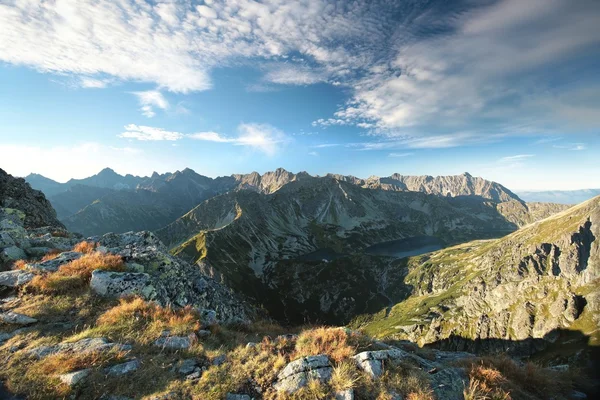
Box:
59, 369, 91, 386
273, 355, 333, 393
154, 335, 194, 350
0, 311, 37, 325
1, 246, 26, 262
226, 394, 251, 400
90, 270, 155, 298
175, 359, 200, 375
429, 367, 469, 400
200, 309, 217, 327
105, 359, 140, 376
0, 231, 15, 247
28, 337, 131, 359
352, 349, 409, 378
28, 251, 82, 272
0, 270, 34, 287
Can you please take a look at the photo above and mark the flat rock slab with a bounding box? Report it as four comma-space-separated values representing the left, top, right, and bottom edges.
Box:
28, 251, 82, 272
154, 335, 194, 349
274, 354, 333, 393
90, 270, 155, 298
105, 359, 140, 376
59, 369, 91, 386
352, 349, 409, 378
28, 337, 131, 359
0, 270, 34, 287
0, 311, 37, 325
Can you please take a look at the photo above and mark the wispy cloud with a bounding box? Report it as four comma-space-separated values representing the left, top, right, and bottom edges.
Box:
123, 123, 290, 155
119, 124, 183, 141
79, 77, 112, 89
499, 154, 535, 162
308, 151, 318, 156
311, 143, 341, 148
553, 143, 587, 151
131, 90, 169, 118
388, 152, 413, 157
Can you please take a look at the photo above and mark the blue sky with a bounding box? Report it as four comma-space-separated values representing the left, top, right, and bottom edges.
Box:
0, 0, 599, 191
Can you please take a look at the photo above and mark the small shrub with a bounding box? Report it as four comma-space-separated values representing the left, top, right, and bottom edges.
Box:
73, 241, 98, 254
12, 259, 27, 270
294, 327, 359, 363
26, 251, 125, 294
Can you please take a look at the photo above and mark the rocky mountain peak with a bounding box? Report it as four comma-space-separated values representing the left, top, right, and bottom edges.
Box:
0, 168, 64, 230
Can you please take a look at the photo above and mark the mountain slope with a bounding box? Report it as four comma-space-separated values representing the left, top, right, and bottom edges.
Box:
357, 196, 600, 353
157, 176, 569, 323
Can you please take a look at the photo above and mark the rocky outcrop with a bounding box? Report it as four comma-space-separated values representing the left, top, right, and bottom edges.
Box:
28, 337, 131, 359
88, 231, 257, 324
361, 196, 600, 354
273, 355, 333, 393
0, 168, 64, 229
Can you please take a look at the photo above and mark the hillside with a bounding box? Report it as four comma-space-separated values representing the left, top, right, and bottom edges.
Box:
355, 196, 600, 355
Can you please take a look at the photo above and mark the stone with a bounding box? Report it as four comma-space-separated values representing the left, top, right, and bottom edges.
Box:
176, 359, 199, 375
570, 391, 587, 399
212, 354, 227, 366
154, 335, 193, 349
0, 231, 15, 247
246, 342, 258, 348
197, 329, 211, 337
200, 309, 218, 326
352, 349, 408, 378
186, 371, 202, 380
59, 369, 91, 386
90, 270, 155, 298
105, 359, 140, 376
273, 355, 333, 393
0, 311, 37, 325
1, 246, 26, 262
24, 246, 54, 258
29, 251, 82, 272
226, 394, 251, 400
335, 389, 354, 400
0, 270, 34, 287
429, 368, 469, 400
28, 337, 131, 359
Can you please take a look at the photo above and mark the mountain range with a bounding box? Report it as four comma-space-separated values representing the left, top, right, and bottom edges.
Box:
517, 189, 600, 205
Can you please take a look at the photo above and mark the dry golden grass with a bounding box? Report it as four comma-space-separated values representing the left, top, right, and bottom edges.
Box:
26, 251, 125, 295
73, 241, 98, 254
40, 249, 61, 262
330, 361, 360, 392
12, 259, 27, 270
294, 327, 359, 363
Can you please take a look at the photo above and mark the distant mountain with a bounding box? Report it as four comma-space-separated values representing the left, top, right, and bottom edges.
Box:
517, 189, 600, 205
156, 174, 569, 323
358, 195, 600, 354
26, 168, 569, 238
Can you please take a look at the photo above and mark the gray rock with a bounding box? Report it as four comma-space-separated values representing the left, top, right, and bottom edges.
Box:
0, 270, 34, 287
197, 329, 211, 337
105, 359, 140, 376
0, 231, 15, 247
273, 355, 333, 393
352, 349, 408, 378
28, 337, 131, 359
29, 251, 82, 272
226, 394, 251, 400
90, 270, 155, 298
335, 389, 354, 400
176, 358, 199, 375
212, 354, 227, 366
1, 246, 26, 262
154, 335, 193, 349
429, 367, 468, 400
186, 371, 202, 380
59, 369, 91, 386
200, 309, 217, 326
0, 311, 37, 325
24, 246, 54, 258
570, 390, 587, 399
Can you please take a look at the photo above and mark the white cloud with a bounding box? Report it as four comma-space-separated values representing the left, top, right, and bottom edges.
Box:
131, 90, 169, 118
79, 77, 112, 88
119, 124, 184, 141
553, 143, 587, 151
499, 154, 535, 162
388, 152, 413, 157
265, 64, 326, 85
311, 143, 341, 148
188, 131, 234, 143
